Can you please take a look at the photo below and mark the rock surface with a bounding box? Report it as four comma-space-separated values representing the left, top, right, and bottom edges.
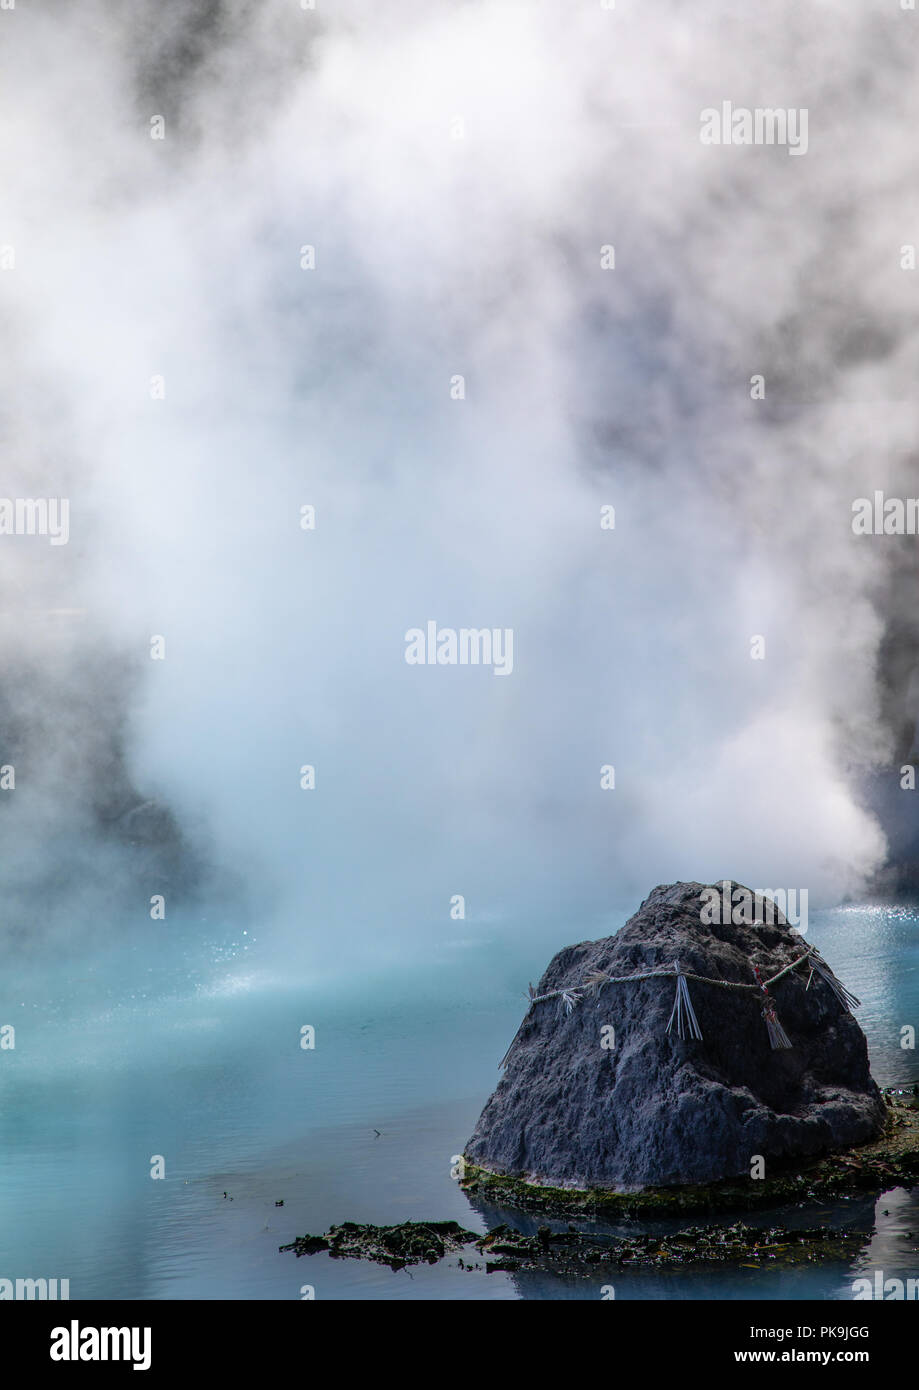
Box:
464, 882, 887, 1189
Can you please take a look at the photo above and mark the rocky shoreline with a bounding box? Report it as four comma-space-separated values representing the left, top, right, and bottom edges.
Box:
279, 1217, 871, 1275
279, 1092, 917, 1275
459, 1090, 919, 1219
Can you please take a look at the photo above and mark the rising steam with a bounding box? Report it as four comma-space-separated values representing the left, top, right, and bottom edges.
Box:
1, 0, 917, 975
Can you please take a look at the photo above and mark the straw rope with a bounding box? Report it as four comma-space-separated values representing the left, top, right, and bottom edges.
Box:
500, 943, 855, 1068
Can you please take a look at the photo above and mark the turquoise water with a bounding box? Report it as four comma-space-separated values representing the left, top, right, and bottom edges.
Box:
0, 906, 916, 1300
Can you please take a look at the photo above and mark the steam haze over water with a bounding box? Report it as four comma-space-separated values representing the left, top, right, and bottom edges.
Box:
3, 1, 919, 975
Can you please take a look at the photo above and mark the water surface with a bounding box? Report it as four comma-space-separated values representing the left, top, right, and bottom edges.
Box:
0, 905, 916, 1299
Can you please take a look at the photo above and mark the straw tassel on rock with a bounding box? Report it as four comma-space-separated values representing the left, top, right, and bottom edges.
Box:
805, 947, 861, 1012
557, 989, 582, 1020
666, 960, 703, 1041
753, 965, 792, 1050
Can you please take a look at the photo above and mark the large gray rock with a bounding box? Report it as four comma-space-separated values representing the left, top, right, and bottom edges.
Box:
465, 882, 886, 1189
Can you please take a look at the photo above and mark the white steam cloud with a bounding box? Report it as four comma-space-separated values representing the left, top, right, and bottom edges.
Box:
1, 0, 917, 974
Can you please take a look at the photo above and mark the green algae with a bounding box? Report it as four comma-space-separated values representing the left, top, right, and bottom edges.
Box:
459, 1093, 919, 1219
279, 1216, 872, 1273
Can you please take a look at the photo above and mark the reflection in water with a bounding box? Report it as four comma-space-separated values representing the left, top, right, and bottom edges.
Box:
461, 1192, 881, 1301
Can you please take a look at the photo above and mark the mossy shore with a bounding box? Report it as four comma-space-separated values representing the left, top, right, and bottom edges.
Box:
460, 1092, 919, 1220
279, 1094, 918, 1276
281, 1216, 870, 1273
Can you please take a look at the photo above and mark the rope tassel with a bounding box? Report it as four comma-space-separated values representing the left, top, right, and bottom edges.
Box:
761, 1002, 792, 1050
753, 965, 792, 1049
499, 986, 537, 1069
666, 961, 703, 1041
583, 970, 610, 1001
499, 983, 582, 1067
556, 989, 582, 1020
805, 948, 861, 1012
499, 1011, 529, 1070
